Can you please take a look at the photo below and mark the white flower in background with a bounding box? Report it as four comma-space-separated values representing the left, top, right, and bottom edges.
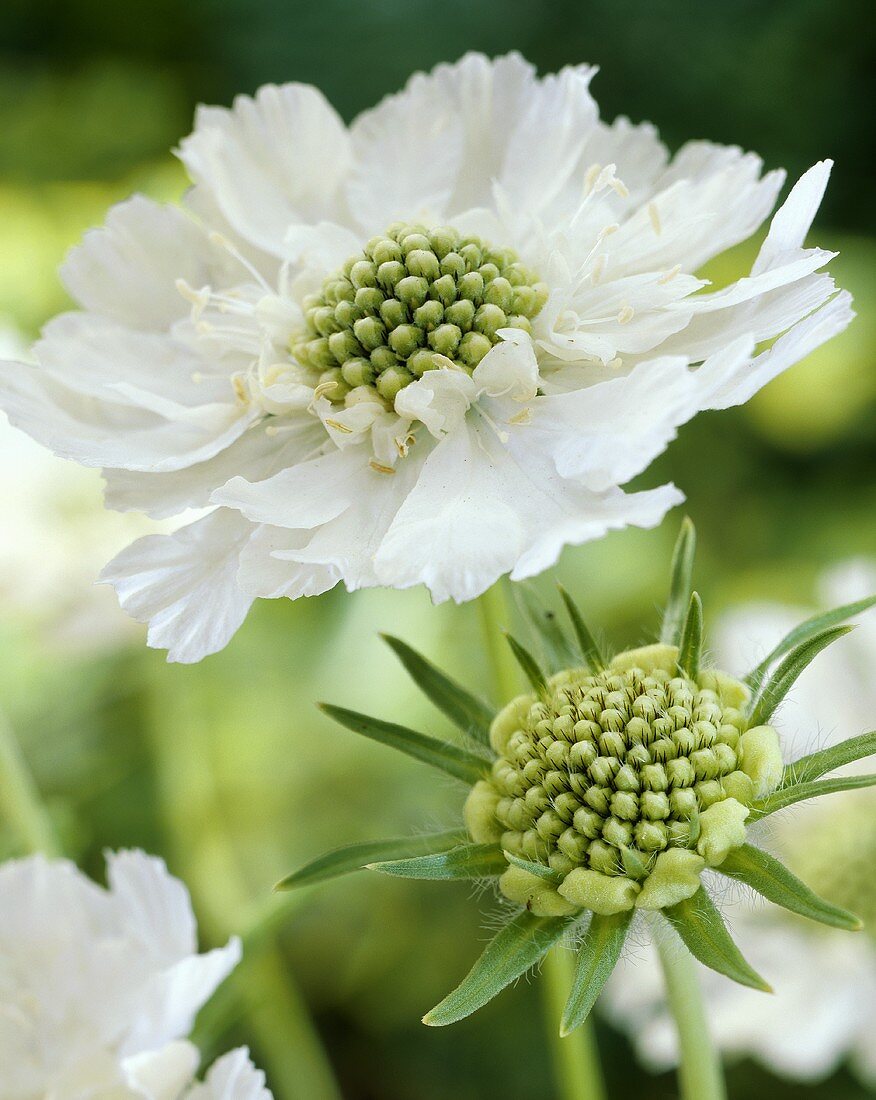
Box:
0, 53, 852, 662
0, 849, 243, 1099
604, 560, 876, 1084
185, 1047, 273, 1100
0, 319, 155, 647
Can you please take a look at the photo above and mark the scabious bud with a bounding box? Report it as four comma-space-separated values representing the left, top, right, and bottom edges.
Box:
281, 520, 876, 1032
466, 643, 781, 916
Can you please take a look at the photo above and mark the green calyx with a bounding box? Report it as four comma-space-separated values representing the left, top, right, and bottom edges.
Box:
467, 644, 780, 917
291, 223, 547, 404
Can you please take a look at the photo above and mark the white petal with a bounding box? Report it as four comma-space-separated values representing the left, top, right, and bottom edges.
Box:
122, 939, 241, 1058
753, 160, 832, 275
472, 334, 539, 401
284, 221, 361, 275
346, 72, 464, 232
212, 446, 364, 529
237, 524, 340, 600
178, 84, 351, 257
36, 313, 226, 408
61, 196, 234, 332
700, 290, 854, 410
100, 509, 255, 663
527, 356, 701, 490
393, 367, 477, 438
103, 420, 324, 519
374, 422, 527, 602
123, 1041, 200, 1100
0, 359, 255, 473
186, 1048, 272, 1100
105, 850, 197, 962
510, 484, 683, 581
608, 150, 784, 276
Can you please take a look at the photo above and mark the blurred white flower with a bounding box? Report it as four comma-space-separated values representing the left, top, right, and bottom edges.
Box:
0, 53, 851, 662
604, 559, 876, 1084
185, 1047, 273, 1100
0, 319, 156, 647
0, 849, 241, 1099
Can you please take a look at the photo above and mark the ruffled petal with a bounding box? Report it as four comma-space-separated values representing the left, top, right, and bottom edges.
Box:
104, 851, 197, 962
236, 524, 340, 600
178, 84, 351, 257
100, 509, 255, 663
185, 1048, 272, 1100
393, 367, 477, 438
60, 196, 234, 332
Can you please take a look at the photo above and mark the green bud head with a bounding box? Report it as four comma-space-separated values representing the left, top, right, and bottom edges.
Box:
292, 224, 545, 406
465, 646, 779, 917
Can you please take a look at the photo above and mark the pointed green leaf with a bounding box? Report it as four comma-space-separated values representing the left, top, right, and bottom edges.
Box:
503, 632, 547, 694
746, 593, 876, 694
424, 909, 578, 1026
275, 830, 466, 890
748, 626, 852, 728
661, 517, 697, 645
369, 843, 506, 880
318, 704, 489, 784
515, 583, 578, 673
750, 772, 876, 820
503, 850, 564, 885
561, 910, 633, 1036
678, 592, 704, 679
381, 634, 494, 746
783, 730, 876, 785
718, 844, 862, 931
557, 584, 605, 671
662, 888, 772, 992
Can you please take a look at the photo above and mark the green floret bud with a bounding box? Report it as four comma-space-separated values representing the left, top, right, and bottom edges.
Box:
464, 644, 783, 917
291, 223, 546, 407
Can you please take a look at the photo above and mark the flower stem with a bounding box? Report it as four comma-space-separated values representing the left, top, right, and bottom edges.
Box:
146, 669, 342, 1100
477, 583, 607, 1100
541, 946, 607, 1100
657, 935, 727, 1100
0, 707, 60, 856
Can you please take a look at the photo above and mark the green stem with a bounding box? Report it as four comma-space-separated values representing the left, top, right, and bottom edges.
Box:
541, 947, 607, 1100
476, 579, 525, 704
657, 935, 727, 1100
477, 584, 606, 1100
0, 707, 60, 856
146, 670, 342, 1100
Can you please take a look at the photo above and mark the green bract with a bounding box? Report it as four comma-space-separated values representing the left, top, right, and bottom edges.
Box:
279, 520, 876, 1032
290, 222, 547, 404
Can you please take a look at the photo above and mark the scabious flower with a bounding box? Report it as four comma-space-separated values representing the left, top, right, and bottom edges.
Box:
0, 54, 852, 661
604, 559, 876, 1084
278, 524, 876, 1033
0, 848, 253, 1099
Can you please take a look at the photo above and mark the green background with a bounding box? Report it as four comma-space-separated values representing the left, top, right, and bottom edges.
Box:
0, 2, 873, 1097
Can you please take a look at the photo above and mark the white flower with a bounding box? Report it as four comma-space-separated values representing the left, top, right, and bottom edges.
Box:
603, 560, 876, 1085
0, 849, 241, 1099
184, 1047, 273, 1100
0, 53, 852, 662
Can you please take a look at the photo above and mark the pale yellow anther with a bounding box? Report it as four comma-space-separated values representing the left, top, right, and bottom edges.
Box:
616, 305, 634, 325
508, 408, 532, 426
369, 460, 395, 475
325, 418, 354, 434
648, 202, 662, 235
658, 264, 681, 285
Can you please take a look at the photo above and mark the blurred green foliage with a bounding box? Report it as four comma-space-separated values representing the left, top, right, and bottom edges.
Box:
0, 1, 874, 1097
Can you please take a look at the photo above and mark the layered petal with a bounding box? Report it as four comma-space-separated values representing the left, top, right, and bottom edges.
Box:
178, 84, 351, 256
100, 509, 255, 663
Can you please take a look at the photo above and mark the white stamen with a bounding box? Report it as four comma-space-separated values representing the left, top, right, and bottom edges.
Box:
325, 418, 354, 434
658, 264, 682, 285
208, 231, 272, 293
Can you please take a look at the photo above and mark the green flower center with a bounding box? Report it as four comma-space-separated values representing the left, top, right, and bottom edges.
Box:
291, 223, 547, 405
489, 666, 748, 878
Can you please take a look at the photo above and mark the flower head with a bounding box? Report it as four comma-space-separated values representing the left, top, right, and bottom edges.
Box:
0, 54, 852, 661
280, 523, 876, 1034
0, 849, 241, 1098
605, 559, 876, 1084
